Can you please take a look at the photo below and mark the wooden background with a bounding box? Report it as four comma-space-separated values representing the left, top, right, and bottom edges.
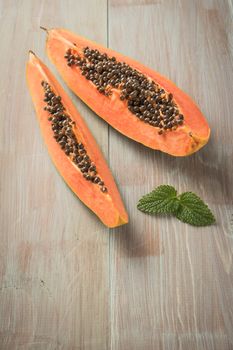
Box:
0, 0, 233, 349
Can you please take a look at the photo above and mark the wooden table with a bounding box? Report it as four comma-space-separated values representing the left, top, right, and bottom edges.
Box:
0, 1, 233, 349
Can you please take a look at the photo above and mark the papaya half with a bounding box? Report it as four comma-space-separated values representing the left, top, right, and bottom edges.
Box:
26, 51, 128, 228
42, 27, 210, 157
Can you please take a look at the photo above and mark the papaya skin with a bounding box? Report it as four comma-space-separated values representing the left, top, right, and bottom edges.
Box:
26, 51, 128, 228
43, 27, 210, 157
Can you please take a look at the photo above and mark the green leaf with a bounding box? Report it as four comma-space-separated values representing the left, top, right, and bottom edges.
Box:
175, 192, 216, 226
137, 185, 216, 227
137, 185, 180, 214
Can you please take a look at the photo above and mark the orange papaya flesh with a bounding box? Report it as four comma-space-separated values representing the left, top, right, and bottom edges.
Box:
44, 28, 210, 157
26, 51, 128, 228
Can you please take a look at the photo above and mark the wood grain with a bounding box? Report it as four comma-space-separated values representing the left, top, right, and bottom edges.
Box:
0, 0, 233, 349
0, 1, 109, 349
108, 0, 233, 349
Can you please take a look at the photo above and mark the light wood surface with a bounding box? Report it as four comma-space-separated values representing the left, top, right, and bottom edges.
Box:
0, 0, 233, 349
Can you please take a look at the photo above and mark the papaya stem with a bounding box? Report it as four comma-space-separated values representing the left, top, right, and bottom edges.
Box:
28, 50, 36, 56
40, 26, 49, 34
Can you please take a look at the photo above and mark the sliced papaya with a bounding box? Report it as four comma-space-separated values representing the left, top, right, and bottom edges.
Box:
26, 51, 128, 228
42, 27, 210, 157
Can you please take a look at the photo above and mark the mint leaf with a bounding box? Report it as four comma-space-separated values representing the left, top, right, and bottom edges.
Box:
175, 192, 216, 226
137, 185, 216, 227
137, 185, 179, 214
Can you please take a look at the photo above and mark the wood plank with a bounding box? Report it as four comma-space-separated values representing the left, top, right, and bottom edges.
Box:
0, 1, 109, 349
108, 0, 233, 349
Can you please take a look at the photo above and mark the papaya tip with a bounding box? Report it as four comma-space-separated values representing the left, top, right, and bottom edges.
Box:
40, 26, 49, 34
